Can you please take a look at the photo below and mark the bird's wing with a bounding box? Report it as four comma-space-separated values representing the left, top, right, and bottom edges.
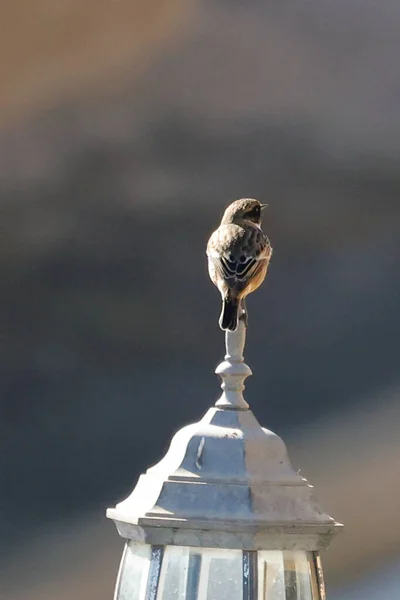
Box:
207, 226, 272, 286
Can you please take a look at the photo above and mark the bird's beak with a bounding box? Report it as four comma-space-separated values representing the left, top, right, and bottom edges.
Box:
261, 204, 268, 210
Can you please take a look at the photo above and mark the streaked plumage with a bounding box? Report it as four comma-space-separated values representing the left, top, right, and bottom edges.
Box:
207, 198, 273, 331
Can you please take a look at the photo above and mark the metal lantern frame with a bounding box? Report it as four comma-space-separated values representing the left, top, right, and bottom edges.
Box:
107, 321, 342, 599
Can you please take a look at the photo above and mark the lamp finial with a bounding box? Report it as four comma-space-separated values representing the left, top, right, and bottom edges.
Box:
215, 318, 251, 410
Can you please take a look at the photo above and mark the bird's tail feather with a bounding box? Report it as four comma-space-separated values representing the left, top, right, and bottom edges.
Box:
219, 296, 240, 331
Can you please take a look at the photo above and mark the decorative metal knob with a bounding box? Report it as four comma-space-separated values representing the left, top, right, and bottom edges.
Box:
215, 319, 252, 410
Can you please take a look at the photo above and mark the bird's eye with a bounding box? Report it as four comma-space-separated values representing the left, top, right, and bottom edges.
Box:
248, 205, 260, 214
246, 205, 261, 221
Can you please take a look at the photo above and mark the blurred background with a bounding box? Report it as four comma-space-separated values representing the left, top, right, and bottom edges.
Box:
1, 1, 400, 599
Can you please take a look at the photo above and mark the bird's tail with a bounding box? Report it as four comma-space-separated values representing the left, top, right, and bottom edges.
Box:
219, 295, 240, 331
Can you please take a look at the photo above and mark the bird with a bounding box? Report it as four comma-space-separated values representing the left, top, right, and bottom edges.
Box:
206, 198, 273, 331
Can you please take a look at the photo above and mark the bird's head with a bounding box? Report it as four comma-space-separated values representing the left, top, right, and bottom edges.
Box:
221, 198, 267, 226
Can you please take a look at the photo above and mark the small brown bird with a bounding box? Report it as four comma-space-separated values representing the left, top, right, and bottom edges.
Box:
207, 198, 273, 331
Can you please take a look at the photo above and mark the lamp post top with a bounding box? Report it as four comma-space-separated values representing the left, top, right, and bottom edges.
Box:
107, 321, 342, 551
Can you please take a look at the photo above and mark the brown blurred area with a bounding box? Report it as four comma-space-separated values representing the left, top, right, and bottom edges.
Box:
1, 1, 400, 599
0, 0, 190, 126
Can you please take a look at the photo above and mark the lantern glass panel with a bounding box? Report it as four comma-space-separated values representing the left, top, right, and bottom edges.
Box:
157, 546, 243, 600
116, 541, 151, 600
257, 551, 318, 600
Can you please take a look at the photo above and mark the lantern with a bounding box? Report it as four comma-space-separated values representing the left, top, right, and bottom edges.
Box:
107, 320, 341, 599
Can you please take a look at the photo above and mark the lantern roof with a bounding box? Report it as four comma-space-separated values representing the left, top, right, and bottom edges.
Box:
107, 321, 342, 550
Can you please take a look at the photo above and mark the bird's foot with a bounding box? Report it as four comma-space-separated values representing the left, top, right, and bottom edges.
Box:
239, 299, 248, 328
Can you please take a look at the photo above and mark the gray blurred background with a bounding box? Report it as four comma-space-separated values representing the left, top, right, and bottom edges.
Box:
1, 1, 400, 599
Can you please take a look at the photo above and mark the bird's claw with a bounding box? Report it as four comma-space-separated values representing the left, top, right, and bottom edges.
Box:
239, 300, 248, 328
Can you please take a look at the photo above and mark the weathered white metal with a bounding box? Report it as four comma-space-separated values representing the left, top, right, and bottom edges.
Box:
215, 320, 251, 410
107, 320, 341, 550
